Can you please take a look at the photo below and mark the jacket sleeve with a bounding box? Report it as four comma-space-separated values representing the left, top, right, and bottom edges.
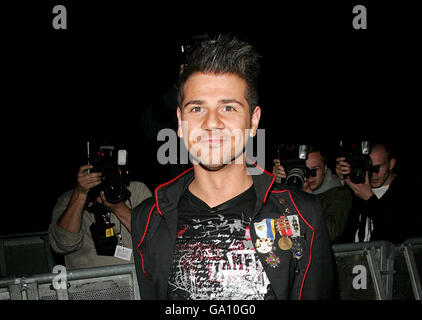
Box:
48, 191, 84, 254
320, 187, 353, 243
299, 195, 334, 299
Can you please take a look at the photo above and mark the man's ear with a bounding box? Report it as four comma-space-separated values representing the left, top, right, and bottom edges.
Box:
389, 157, 396, 171
249, 106, 261, 137
177, 107, 183, 138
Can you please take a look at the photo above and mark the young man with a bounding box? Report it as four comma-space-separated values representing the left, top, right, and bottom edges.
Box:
124, 35, 332, 299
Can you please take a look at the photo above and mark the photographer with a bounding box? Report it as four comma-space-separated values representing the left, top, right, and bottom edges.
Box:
48, 163, 152, 270
273, 145, 353, 243
335, 141, 409, 243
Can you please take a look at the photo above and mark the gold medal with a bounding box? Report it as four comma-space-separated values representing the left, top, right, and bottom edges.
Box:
278, 236, 292, 250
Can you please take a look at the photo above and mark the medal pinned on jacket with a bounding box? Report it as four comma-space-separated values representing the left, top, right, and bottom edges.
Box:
278, 213, 303, 260
253, 202, 304, 268
254, 219, 276, 254
275, 216, 293, 250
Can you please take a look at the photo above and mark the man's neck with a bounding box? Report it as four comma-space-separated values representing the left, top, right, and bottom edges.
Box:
189, 162, 253, 208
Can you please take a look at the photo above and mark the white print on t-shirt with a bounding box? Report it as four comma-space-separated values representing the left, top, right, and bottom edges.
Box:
168, 214, 271, 300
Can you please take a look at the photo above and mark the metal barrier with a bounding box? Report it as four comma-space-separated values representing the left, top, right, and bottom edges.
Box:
0, 232, 55, 277
0, 263, 140, 300
0, 235, 421, 300
332, 240, 395, 300
332, 238, 422, 300
392, 238, 422, 300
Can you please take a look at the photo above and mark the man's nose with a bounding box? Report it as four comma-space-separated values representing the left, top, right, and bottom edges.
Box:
202, 109, 224, 131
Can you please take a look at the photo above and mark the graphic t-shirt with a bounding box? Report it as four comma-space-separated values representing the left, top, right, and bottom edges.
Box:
167, 185, 276, 300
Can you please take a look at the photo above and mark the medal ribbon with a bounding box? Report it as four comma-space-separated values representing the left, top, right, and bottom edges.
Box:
277, 216, 292, 237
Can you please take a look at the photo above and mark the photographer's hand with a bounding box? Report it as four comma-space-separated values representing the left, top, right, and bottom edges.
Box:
273, 159, 286, 184
335, 157, 350, 185
99, 192, 132, 233
75, 165, 102, 194
57, 165, 102, 234
345, 171, 374, 201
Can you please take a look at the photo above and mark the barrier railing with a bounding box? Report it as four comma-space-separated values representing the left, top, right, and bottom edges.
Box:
332, 240, 395, 299
0, 234, 421, 300
0, 263, 139, 300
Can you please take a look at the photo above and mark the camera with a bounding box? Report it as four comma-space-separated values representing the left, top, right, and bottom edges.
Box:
85, 141, 131, 256
87, 141, 131, 204
338, 140, 373, 184
276, 144, 314, 189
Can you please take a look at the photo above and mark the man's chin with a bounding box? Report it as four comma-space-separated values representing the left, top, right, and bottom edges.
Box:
199, 163, 227, 171
192, 151, 246, 171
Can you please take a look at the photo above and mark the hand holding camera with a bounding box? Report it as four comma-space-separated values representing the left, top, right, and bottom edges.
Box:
335, 140, 375, 200
344, 171, 374, 200
272, 159, 286, 184
336, 140, 374, 184
335, 156, 350, 184
75, 164, 102, 195
273, 144, 314, 192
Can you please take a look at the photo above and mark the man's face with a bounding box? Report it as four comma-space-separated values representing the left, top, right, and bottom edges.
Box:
369, 146, 395, 188
177, 72, 261, 170
306, 152, 327, 191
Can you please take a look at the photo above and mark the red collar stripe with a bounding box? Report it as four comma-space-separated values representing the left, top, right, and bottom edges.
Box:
154, 166, 194, 215
136, 203, 157, 281
272, 189, 315, 300
246, 157, 275, 203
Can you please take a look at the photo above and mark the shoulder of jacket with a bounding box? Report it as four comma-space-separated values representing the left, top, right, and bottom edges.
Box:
131, 197, 158, 237
319, 185, 352, 198
133, 196, 156, 214
270, 185, 317, 203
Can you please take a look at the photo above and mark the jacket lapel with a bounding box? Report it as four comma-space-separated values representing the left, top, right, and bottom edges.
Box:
151, 169, 195, 298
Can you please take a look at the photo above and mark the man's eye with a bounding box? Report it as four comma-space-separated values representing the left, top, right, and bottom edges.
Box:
222, 105, 235, 112
191, 106, 203, 112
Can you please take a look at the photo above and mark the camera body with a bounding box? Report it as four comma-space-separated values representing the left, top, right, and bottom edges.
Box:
276, 144, 311, 189
87, 142, 131, 204
338, 140, 373, 184
86, 142, 131, 256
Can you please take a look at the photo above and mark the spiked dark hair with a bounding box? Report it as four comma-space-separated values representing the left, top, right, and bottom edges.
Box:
177, 34, 261, 113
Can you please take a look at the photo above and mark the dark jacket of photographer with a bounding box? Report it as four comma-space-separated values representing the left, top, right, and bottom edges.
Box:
131, 167, 333, 300
312, 168, 353, 244
339, 176, 411, 244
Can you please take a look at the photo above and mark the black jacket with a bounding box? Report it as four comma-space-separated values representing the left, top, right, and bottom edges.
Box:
131, 165, 333, 300
339, 176, 414, 244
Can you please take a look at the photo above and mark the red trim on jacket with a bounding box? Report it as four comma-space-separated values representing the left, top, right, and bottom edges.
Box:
136, 203, 157, 281
137, 167, 194, 280
271, 189, 315, 300
154, 166, 194, 215
138, 161, 276, 283
246, 157, 275, 203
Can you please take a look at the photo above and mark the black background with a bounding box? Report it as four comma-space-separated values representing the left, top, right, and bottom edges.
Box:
2, 1, 421, 235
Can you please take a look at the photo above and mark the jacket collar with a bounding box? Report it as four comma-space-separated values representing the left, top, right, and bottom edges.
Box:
154, 160, 275, 217
154, 166, 195, 216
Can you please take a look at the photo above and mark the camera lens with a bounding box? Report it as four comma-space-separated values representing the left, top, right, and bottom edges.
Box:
286, 168, 305, 189
103, 178, 131, 204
